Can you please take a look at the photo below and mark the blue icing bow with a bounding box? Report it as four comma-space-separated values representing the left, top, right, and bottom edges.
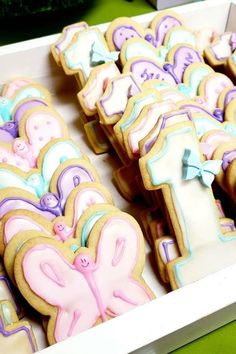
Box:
90, 42, 119, 65
182, 149, 222, 188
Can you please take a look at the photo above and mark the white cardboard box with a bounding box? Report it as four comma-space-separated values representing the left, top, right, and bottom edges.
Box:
0, 0, 236, 353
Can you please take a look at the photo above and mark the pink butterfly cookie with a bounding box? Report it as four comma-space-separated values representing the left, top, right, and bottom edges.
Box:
14, 212, 153, 344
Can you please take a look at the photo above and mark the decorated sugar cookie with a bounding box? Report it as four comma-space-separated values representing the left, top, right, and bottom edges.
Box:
122, 57, 176, 85
61, 28, 119, 87
120, 38, 165, 67
149, 10, 184, 48
198, 72, 233, 110
78, 62, 120, 117
51, 22, 88, 66
105, 17, 155, 51
96, 73, 142, 125
114, 88, 160, 147
139, 112, 236, 289
14, 212, 154, 344
0, 84, 51, 125
0, 300, 37, 353
163, 44, 203, 84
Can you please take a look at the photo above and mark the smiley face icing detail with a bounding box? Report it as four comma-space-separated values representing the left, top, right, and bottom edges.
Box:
0, 162, 96, 220
16, 214, 153, 344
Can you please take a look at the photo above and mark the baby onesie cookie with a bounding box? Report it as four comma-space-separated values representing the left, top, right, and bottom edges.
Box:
149, 10, 184, 48
51, 22, 88, 66
96, 73, 142, 125
122, 57, 176, 85
60, 28, 119, 87
204, 32, 236, 68
14, 211, 154, 344
0, 300, 37, 353
123, 99, 176, 159
114, 88, 160, 147
194, 27, 217, 54
139, 113, 236, 289
78, 62, 120, 117
163, 44, 203, 84
105, 17, 154, 51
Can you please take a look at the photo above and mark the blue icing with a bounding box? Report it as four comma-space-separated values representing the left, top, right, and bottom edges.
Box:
81, 211, 107, 247
120, 93, 157, 133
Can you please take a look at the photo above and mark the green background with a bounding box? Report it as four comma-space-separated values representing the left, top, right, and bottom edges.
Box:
0, 0, 235, 352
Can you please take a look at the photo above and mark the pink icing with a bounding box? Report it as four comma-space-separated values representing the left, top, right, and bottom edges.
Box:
3, 79, 34, 98
200, 131, 235, 159
4, 215, 50, 245
203, 75, 233, 110
22, 216, 152, 342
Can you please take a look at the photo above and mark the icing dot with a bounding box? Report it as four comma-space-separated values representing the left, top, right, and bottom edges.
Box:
2, 157, 7, 163
46, 121, 51, 125
38, 136, 43, 141
50, 136, 54, 140
34, 125, 38, 130
16, 161, 21, 166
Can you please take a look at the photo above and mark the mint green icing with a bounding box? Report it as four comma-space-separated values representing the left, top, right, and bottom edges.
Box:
120, 93, 157, 134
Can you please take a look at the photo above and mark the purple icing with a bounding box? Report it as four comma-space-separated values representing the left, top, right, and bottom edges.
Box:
180, 103, 224, 123
56, 164, 95, 209
223, 88, 236, 108
162, 239, 175, 262
2, 121, 18, 138
130, 59, 176, 84
221, 221, 236, 231
160, 110, 191, 130
0, 128, 14, 143
100, 76, 141, 116
144, 110, 192, 153
0, 197, 56, 220
0, 275, 21, 317
0, 164, 95, 220
13, 99, 48, 126
155, 15, 182, 47
222, 149, 236, 170
213, 108, 224, 123
40, 193, 62, 216
0, 317, 36, 352
163, 46, 203, 83
112, 25, 142, 51
145, 33, 157, 47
